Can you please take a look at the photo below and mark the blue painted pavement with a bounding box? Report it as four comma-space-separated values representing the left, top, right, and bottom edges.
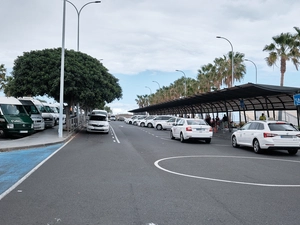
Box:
0, 144, 63, 195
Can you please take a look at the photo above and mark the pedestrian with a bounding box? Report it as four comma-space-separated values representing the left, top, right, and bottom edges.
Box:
259, 113, 266, 120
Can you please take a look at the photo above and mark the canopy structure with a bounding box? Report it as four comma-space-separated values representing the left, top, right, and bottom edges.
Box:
129, 83, 300, 125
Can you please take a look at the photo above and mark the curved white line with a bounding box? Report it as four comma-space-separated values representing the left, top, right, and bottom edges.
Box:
154, 155, 300, 187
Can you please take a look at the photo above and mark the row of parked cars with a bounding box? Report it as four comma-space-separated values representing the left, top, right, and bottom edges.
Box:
0, 96, 65, 138
125, 114, 300, 155
125, 115, 213, 144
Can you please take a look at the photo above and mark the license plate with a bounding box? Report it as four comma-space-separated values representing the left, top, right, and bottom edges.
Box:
281, 135, 295, 138
20, 130, 28, 133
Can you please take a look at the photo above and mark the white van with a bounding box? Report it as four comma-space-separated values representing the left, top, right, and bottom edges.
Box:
0, 97, 34, 137
20, 97, 55, 128
18, 98, 45, 131
87, 109, 109, 133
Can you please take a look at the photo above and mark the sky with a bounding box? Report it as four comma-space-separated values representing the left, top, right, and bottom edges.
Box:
1, 0, 300, 115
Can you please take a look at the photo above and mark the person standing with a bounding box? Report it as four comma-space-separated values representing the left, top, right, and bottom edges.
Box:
259, 113, 266, 120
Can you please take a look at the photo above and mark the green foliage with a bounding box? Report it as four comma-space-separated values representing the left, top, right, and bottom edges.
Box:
4, 48, 122, 109
0, 64, 6, 91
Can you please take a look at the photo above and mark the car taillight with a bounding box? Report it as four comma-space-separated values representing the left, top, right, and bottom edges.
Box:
263, 132, 278, 138
209, 127, 213, 132
186, 126, 192, 131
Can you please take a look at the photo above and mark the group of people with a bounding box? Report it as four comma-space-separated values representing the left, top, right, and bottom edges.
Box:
205, 114, 228, 129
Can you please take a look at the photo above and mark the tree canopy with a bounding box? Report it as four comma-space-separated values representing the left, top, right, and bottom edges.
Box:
4, 48, 122, 110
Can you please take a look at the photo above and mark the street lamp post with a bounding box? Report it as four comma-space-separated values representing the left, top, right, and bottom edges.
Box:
66, 0, 101, 51
152, 80, 161, 89
175, 70, 187, 97
145, 86, 152, 95
216, 36, 234, 87
245, 59, 257, 84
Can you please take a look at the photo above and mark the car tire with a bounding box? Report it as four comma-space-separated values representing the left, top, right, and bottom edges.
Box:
231, 135, 239, 148
180, 132, 185, 143
205, 138, 211, 144
288, 149, 298, 155
170, 130, 175, 139
253, 139, 263, 154
147, 123, 153, 128
156, 124, 162, 130
140, 122, 145, 127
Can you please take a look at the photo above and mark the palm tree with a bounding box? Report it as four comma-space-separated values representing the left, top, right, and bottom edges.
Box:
0, 64, 6, 91
263, 32, 300, 86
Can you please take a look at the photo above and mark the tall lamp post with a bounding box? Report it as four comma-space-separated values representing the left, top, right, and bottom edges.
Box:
216, 36, 234, 87
60, 0, 100, 138
66, 0, 101, 51
245, 59, 257, 84
152, 80, 161, 89
175, 70, 187, 97
145, 86, 152, 95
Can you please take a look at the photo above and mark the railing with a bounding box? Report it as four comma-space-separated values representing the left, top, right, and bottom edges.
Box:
64, 115, 86, 133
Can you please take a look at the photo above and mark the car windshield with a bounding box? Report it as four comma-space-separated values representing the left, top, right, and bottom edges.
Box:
268, 123, 298, 131
1, 104, 27, 115
90, 115, 107, 121
186, 119, 207, 125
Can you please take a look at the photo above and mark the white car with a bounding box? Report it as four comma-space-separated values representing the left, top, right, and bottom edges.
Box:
86, 114, 109, 134
149, 115, 174, 129
138, 115, 156, 127
158, 117, 181, 130
231, 120, 300, 155
170, 118, 213, 143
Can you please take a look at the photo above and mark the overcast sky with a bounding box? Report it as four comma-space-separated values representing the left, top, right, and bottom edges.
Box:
1, 0, 300, 114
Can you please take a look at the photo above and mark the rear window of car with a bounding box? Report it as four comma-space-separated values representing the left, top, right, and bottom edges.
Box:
187, 119, 207, 125
90, 115, 107, 121
268, 123, 298, 131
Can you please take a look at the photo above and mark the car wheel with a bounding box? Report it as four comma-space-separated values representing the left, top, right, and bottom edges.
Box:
253, 139, 263, 154
288, 149, 298, 155
147, 123, 153, 128
180, 133, 185, 143
205, 138, 211, 144
140, 122, 145, 127
156, 124, 162, 130
231, 135, 239, 148
129, 121, 132, 124
170, 130, 175, 139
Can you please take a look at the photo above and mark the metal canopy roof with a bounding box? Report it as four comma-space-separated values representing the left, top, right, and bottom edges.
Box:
129, 83, 300, 115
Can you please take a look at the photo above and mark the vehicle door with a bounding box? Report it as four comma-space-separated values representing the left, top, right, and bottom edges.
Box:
238, 122, 252, 145
165, 117, 176, 129
243, 122, 260, 145
173, 119, 184, 138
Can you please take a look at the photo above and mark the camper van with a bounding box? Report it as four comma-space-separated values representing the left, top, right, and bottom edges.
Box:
19, 97, 55, 128
18, 98, 45, 131
0, 96, 34, 137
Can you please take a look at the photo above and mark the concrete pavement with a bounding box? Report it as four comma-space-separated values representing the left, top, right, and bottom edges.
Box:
0, 127, 74, 152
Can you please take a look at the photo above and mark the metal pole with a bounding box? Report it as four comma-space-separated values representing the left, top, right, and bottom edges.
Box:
245, 59, 258, 84
59, 0, 67, 138
175, 70, 187, 97
152, 80, 161, 89
216, 36, 234, 87
145, 86, 152, 94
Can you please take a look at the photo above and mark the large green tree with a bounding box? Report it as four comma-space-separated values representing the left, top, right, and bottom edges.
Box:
4, 48, 122, 112
263, 32, 300, 86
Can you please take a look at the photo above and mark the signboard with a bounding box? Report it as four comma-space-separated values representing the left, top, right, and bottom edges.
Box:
293, 94, 300, 106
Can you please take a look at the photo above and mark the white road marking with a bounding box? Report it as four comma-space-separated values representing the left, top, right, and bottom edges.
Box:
154, 155, 300, 187
110, 126, 120, 143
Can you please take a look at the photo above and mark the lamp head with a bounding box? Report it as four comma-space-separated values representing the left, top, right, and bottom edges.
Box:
95, 1, 101, 3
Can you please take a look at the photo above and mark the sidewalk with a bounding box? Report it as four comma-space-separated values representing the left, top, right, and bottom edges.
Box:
0, 127, 74, 152
212, 128, 236, 140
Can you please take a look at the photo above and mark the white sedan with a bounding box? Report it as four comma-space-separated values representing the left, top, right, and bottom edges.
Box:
170, 118, 213, 143
231, 120, 300, 155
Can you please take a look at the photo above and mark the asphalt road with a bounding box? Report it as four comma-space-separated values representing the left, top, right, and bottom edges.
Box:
1, 121, 300, 225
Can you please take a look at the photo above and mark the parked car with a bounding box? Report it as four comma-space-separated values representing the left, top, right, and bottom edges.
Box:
110, 115, 116, 121
86, 113, 109, 134
157, 117, 181, 130
133, 115, 147, 125
138, 115, 156, 127
152, 115, 175, 130
170, 118, 213, 143
231, 120, 300, 155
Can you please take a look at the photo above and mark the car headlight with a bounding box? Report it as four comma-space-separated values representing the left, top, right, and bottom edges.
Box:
7, 123, 14, 129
